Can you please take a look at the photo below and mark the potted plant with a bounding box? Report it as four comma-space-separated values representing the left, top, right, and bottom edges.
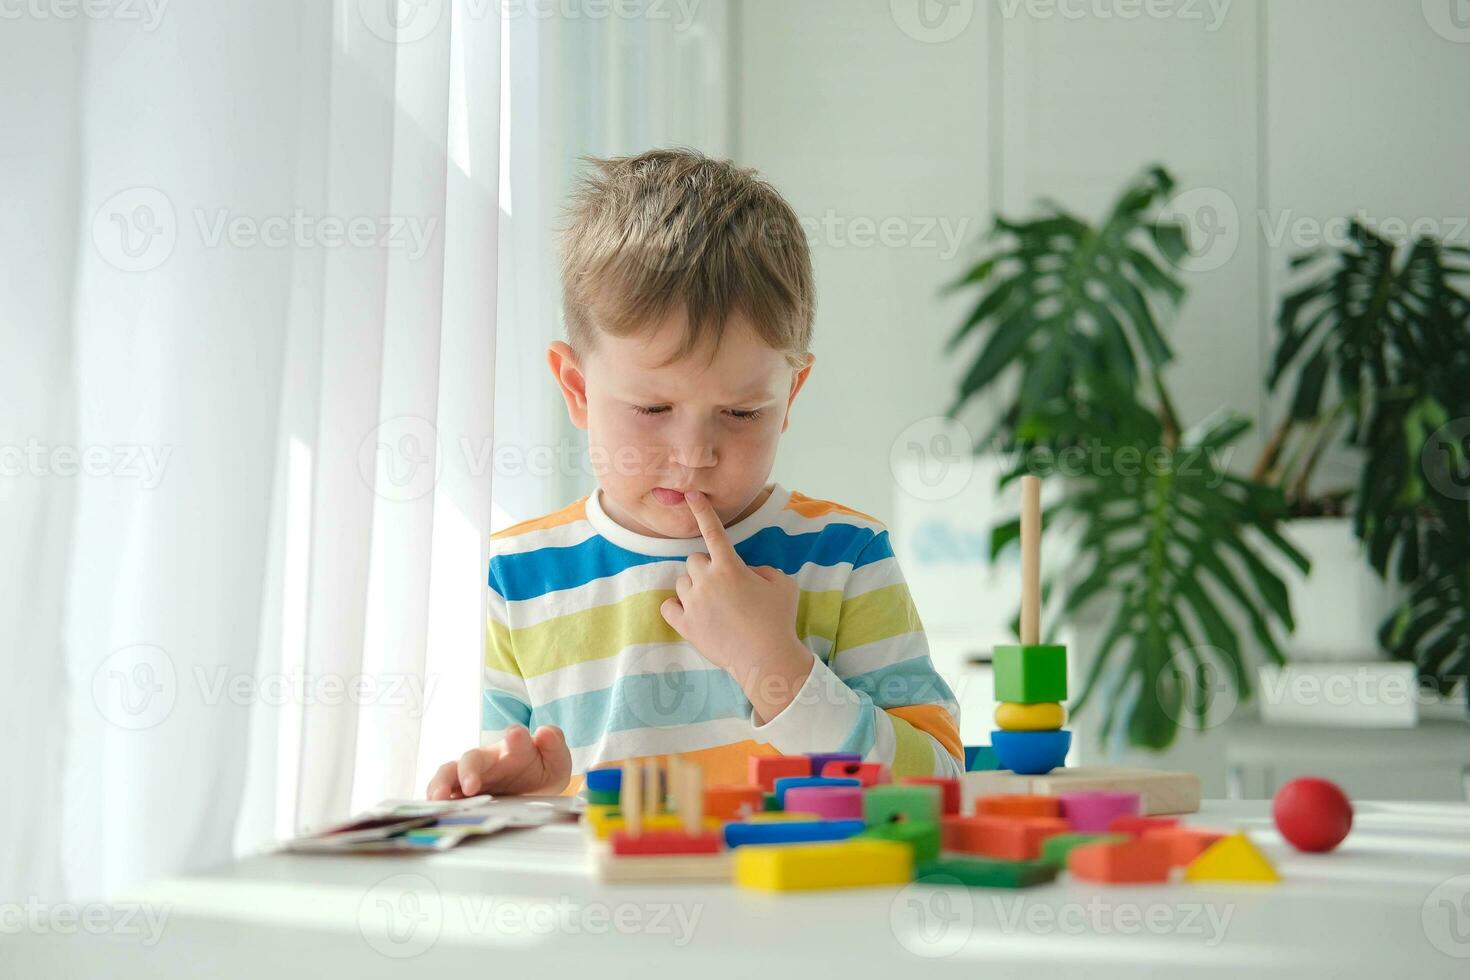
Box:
944, 166, 1308, 750
1261, 222, 1470, 697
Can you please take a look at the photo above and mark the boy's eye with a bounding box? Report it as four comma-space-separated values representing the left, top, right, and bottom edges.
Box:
631, 405, 764, 422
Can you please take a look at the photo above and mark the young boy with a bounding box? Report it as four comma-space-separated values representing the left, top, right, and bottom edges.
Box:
426, 148, 962, 800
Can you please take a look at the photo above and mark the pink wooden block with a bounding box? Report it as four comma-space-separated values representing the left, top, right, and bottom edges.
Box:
782, 785, 865, 820
1058, 790, 1140, 832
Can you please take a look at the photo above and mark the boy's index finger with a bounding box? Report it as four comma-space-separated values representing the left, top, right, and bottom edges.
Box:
685, 490, 741, 565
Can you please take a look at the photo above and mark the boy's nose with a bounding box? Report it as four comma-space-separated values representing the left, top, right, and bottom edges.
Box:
667, 441, 717, 469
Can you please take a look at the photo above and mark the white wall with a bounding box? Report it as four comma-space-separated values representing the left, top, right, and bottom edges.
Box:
734, 0, 1470, 794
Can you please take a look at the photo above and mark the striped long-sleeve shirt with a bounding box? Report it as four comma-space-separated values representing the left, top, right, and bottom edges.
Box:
482, 482, 964, 793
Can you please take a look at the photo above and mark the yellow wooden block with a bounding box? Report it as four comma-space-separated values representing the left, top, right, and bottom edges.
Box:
995, 701, 1065, 731
745, 811, 821, 823
589, 843, 733, 882
1183, 832, 1279, 884
734, 839, 913, 891
584, 811, 722, 841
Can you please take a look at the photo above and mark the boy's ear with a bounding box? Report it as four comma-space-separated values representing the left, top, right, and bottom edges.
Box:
547, 341, 590, 430
781, 353, 815, 434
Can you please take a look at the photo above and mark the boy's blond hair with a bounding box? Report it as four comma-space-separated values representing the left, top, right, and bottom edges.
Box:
559, 147, 814, 371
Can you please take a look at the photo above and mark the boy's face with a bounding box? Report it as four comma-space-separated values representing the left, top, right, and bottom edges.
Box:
548, 307, 813, 539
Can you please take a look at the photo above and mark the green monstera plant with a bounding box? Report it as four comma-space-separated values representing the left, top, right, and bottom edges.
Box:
945, 166, 1309, 749
1260, 222, 1470, 697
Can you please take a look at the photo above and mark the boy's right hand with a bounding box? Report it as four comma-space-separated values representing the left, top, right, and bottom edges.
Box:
425, 723, 572, 799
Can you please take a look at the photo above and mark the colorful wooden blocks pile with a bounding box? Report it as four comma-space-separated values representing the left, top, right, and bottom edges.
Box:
583, 751, 1279, 892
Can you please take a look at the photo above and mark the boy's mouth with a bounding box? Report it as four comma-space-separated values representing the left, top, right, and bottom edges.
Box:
651, 487, 690, 506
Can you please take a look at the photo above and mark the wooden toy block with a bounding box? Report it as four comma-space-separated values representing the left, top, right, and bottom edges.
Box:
1025, 767, 1201, 816
723, 818, 866, 848
750, 755, 811, 792
941, 814, 1068, 861
964, 745, 1001, 771
1057, 790, 1140, 832
762, 792, 781, 811
916, 855, 1058, 889
1067, 837, 1171, 884
992, 644, 1068, 703
860, 819, 941, 863
1145, 827, 1224, 867
900, 777, 960, 816
959, 770, 1033, 813
610, 828, 721, 856
772, 775, 861, 808
990, 729, 1071, 775
1183, 832, 1279, 884
821, 760, 889, 785
864, 784, 942, 828
585, 787, 620, 806
734, 839, 913, 891
703, 785, 764, 822
588, 813, 723, 841
585, 766, 621, 793
806, 752, 862, 775
976, 794, 1061, 819
995, 701, 1066, 731
590, 844, 733, 882
746, 811, 822, 823
1039, 832, 1128, 867
784, 785, 864, 820
1109, 815, 1179, 838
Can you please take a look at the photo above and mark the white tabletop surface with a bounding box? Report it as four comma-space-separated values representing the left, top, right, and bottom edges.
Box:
6, 800, 1470, 979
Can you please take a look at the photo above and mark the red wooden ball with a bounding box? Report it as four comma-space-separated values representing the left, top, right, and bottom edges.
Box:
1273, 777, 1353, 852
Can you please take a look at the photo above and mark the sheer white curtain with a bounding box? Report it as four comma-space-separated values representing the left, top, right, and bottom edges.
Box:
1, 0, 513, 902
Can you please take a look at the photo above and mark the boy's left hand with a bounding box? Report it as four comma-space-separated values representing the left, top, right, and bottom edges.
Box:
659, 490, 813, 709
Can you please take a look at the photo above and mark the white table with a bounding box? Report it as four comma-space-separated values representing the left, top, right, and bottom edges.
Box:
6, 801, 1470, 979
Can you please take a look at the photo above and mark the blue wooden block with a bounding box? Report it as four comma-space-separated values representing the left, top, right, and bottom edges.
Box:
806, 752, 862, 776
585, 767, 622, 793
772, 775, 861, 808
964, 745, 1000, 772
723, 818, 867, 848
990, 729, 1071, 775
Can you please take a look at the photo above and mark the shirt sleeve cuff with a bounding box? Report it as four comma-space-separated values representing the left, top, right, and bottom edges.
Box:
749, 652, 866, 755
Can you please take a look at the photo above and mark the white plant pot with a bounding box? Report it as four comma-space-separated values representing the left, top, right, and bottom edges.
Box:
1278, 517, 1399, 662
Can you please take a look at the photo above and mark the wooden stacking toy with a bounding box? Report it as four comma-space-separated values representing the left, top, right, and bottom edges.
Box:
991, 474, 1072, 775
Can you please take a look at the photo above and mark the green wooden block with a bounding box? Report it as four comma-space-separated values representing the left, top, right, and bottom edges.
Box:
916, 856, 1057, 889
993, 644, 1068, 703
762, 792, 782, 811
861, 820, 941, 863
585, 787, 620, 806
863, 784, 941, 828
1039, 832, 1128, 867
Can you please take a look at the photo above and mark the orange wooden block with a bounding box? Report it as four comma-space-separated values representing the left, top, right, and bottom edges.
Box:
821, 760, 889, 786
942, 814, 1069, 860
703, 785, 764, 822
1109, 815, 1179, 838
749, 756, 811, 793
902, 777, 960, 815
1067, 837, 1171, 884
1145, 827, 1225, 867
976, 794, 1061, 819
